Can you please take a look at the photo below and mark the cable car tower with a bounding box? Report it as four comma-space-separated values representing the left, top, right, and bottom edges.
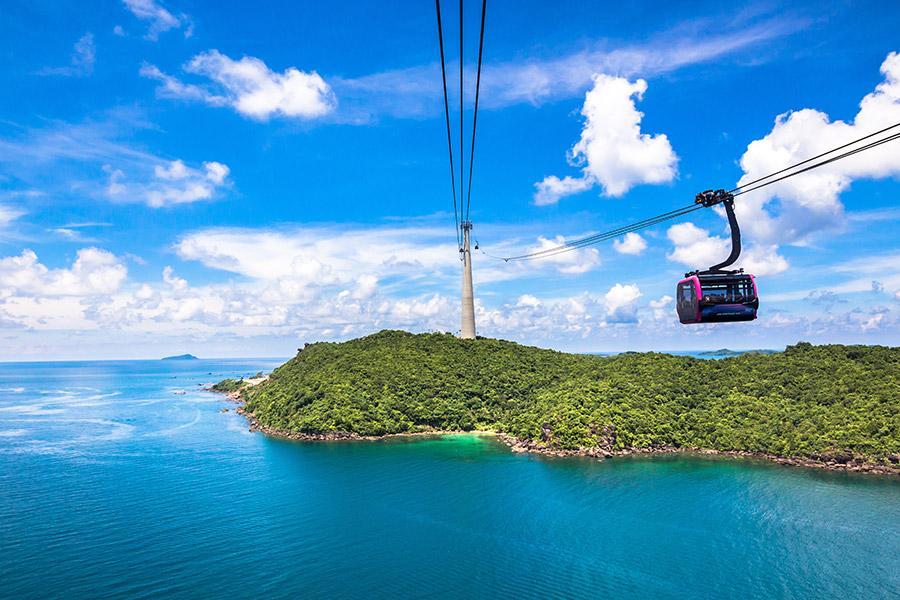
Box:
460, 221, 476, 338
435, 0, 487, 339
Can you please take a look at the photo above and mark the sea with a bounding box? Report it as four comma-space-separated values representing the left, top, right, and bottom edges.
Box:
0, 358, 897, 599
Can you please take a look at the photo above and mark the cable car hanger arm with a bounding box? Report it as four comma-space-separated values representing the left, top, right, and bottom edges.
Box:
692, 189, 741, 275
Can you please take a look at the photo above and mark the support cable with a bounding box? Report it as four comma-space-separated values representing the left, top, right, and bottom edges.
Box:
464, 0, 487, 223
500, 204, 701, 261
435, 0, 461, 249
458, 0, 464, 227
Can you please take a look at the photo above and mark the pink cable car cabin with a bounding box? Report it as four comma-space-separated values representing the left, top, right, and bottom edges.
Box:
676, 190, 759, 325
677, 273, 758, 324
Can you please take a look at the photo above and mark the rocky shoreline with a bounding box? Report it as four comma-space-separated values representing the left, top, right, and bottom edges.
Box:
217, 388, 899, 476
497, 434, 900, 475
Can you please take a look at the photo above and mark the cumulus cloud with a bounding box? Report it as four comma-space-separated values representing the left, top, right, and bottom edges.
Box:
666, 223, 729, 269
670, 51, 900, 277
735, 51, 900, 246
0, 240, 895, 352
613, 232, 647, 255
534, 75, 677, 204
649, 295, 674, 321
123, 0, 190, 40
105, 159, 230, 207
604, 283, 642, 323
477, 283, 649, 335
665, 222, 789, 276
0, 249, 126, 297
533, 176, 594, 207
142, 50, 336, 121
669, 52, 900, 274
162, 266, 187, 291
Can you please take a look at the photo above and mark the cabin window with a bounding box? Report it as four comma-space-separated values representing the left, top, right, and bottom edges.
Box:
677, 283, 694, 312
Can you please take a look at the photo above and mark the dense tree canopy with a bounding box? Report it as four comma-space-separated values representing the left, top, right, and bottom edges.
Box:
229, 331, 899, 464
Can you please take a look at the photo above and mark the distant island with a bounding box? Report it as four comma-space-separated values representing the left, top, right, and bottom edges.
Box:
697, 348, 779, 358
162, 354, 199, 361
213, 331, 899, 475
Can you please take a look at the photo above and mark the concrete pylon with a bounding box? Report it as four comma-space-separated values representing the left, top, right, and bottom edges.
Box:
460, 221, 476, 339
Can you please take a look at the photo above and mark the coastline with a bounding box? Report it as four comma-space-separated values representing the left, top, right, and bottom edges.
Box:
218, 388, 899, 476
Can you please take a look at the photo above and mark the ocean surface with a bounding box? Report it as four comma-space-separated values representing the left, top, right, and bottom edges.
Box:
0, 359, 898, 599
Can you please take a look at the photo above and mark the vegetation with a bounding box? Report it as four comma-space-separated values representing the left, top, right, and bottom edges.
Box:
211, 378, 248, 393
236, 331, 900, 464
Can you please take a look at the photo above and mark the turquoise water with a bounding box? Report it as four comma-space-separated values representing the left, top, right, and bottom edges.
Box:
1, 360, 898, 599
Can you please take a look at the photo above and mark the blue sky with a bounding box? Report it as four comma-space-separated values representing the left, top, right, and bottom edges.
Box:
0, 0, 899, 360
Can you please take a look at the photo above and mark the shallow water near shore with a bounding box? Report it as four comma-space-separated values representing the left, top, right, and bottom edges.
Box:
1, 359, 898, 599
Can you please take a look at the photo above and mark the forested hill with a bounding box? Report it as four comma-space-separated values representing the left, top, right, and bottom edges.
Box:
229, 331, 899, 466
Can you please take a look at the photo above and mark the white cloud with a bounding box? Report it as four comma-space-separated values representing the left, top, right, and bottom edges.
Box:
764, 251, 900, 303
175, 225, 451, 285
139, 64, 220, 104
162, 266, 187, 291
477, 283, 652, 334
106, 159, 230, 207
350, 274, 378, 300
613, 232, 647, 255
533, 176, 593, 206
142, 50, 336, 121
332, 16, 800, 121
649, 295, 674, 321
667, 51, 900, 278
535, 75, 678, 204
516, 294, 542, 309
40, 32, 95, 77
521, 236, 601, 275
756, 54, 900, 242
666, 222, 729, 269
72, 33, 95, 74
604, 283, 642, 323
0, 249, 126, 297
172, 223, 602, 294
0, 112, 231, 209
0, 205, 24, 229
122, 0, 189, 40
0, 240, 896, 354
665, 222, 789, 276
739, 245, 789, 276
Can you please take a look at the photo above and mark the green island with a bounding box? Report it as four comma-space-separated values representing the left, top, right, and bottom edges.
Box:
215, 330, 899, 473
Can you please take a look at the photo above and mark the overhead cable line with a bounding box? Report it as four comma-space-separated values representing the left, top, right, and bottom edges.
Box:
728, 121, 900, 195
464, 0, 487, 223
732, 130, 900, 197
458, 0, 464, 229
495, 121, 900, 262
500, 204, 702, 262
435, 0, 461, 249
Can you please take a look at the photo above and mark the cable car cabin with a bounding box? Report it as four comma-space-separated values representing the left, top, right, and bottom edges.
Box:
676, 274, 758, 324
